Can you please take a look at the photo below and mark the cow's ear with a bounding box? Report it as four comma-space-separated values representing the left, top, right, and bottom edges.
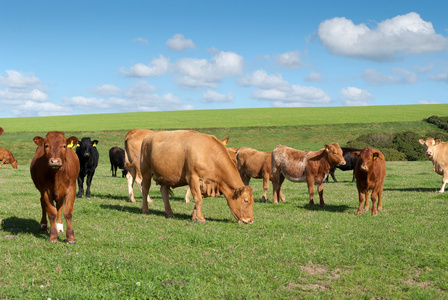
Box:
352, 151, 361, 157
324, 144, 330, 152
66, 137, 79, 149
221, 137, 229, 145
436, 139, 442, 145
92, 140, 99, 147
373, 152, 380, 160
33, 136, 44, 146
418, 139, 425, 145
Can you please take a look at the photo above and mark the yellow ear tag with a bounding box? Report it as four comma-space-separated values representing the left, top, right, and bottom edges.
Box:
373, 156, 377, 160
67, 141, 75, 149
326, 148, 329, 152
93, 143, 97, 148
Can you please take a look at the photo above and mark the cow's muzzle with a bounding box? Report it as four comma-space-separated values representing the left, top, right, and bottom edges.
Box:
49, 158, 62, 169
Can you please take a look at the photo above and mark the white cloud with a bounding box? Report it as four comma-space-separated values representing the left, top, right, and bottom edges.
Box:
418, 99, 441, 104
12, 101, 70, 117
238, 70, 289, 89
123, 81, 157, 99
304, 71, 324, 82
362, 68, 418, 86
340, 87, 373, 106
0, 70, 41, 88
132, 37, 149, 44
120, 55, 170, 77
175, 51, 243, 88
166, 34, 196, 50
275, 51, 302, 69
318, 12, 448, 61
429, 73, 448, 82
89, 84, 122, 96
201, 90, 234, 103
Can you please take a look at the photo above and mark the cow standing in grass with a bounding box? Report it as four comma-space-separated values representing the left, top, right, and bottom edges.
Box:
271, 143, 346, 207
0, 148, 18, 169
109, 146, 127, 178
30, 131, 80, 243
419, 137, 448, 193
353, 148, 386, 216
76, 137, 99, 198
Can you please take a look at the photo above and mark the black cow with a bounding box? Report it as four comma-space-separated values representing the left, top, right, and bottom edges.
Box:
109, 146, 127, 178
76, 137, 99, 198
326, 147, 362, 183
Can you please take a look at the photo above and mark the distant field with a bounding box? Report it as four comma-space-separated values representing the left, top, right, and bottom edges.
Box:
0, 104, 446, 132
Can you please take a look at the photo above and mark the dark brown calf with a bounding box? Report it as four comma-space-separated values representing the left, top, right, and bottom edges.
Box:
353, 148, 386, 216
0, 148, 18, 169
30, 131, 80, 243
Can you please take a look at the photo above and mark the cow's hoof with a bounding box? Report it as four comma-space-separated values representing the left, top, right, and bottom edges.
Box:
192, 218, 206, 223
142, 209, 149, 214
67, 241, 76, 245
165, 214, 174, 219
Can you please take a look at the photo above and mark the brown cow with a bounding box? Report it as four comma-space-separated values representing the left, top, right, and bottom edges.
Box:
0, 148, 18, 169
353, 148, 386, 216
30, 131, 80, 243
0, 127, 3, 136
271, 143, 346, 207
140, 130, 254, 224
124, 129, 153, 203
236, 147, 284, 202
419, 137, 448, 193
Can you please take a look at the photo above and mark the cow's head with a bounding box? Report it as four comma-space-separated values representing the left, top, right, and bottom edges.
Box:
352, 148, 383, 173
325, 143, 346, 167
419, 137, 440, 158
33, 131, 78, 170
230, 185, 254, 224
11, 159, 18, 169
77, 137, 99, 158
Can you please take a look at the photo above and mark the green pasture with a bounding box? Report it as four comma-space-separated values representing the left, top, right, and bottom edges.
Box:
1, 105, 448, 299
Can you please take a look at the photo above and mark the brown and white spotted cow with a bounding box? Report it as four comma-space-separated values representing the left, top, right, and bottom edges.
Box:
30, 131, 80, 243
419, 137, 448, 193
271, 143, 346, 207
353, 148, 386, 216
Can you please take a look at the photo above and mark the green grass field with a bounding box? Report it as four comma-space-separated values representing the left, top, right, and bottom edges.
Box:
1, 105, 448, 299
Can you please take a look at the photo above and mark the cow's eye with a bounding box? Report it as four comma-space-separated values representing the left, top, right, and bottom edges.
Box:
63, 145, 67, 148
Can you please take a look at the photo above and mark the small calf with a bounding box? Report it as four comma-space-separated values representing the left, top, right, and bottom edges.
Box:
0, 148, 18, 169
353, 148, 386, 216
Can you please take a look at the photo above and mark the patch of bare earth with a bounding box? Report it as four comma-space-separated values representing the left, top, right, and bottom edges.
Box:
286, 261, 348, 293
404, 268, 447, 294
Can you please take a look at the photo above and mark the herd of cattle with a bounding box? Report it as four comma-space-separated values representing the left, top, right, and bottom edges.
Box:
0, 126, 447, 243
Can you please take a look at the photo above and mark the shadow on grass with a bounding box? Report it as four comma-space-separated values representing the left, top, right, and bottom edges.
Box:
384, 187, 439, 192
1, 216, 47, 239
100, 204, 233, 223
302, 204, 352, 213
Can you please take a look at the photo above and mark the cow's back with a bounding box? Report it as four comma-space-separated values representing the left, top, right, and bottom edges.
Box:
142, 130, 237, 187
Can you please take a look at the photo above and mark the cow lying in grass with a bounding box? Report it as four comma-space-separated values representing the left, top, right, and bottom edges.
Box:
353, 148, 386, 216
271, 143, 346, 207
140, 130, 254, 224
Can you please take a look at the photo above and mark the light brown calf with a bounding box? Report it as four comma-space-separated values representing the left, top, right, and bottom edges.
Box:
0, 148, 18, 169
353, 148, 386, 216
419, 137, 448, 193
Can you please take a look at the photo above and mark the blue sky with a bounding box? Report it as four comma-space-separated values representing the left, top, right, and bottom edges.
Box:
1, 0, 447, 118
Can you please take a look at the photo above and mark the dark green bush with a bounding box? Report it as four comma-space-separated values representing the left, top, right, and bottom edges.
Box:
380, 148, 407, 161
392, 131, 426, 161
425, 131, 448, 141
353, 132, 395, 148
424, 115, 448, 131
345, 140, 370, 150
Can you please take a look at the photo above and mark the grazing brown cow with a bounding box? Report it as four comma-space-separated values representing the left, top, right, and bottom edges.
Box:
124, 129, 153, 203
0, 127, 3, 136
419, 137, 448, 193
271, 143, 346, 207
140, 130, 254, 224
353, 148, 386, 216
0, 148, 18, 169
30, 131, 80, 243
236, 147, 284, 202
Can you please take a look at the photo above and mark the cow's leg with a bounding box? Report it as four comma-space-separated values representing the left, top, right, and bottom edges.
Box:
317, 182, 325, 208
43, 194, 59, 242
351, 170, 356, 182
184, 187, 191, 203
279, 187, 286, 202
439, 172, 448, 193
77, 175, 84, 198
55, 199, 64, 233
39, 194, 48, 232
328, 168, 338, 183
370, 190, 378, 216
0, 161, 4, 169
272, 173, 285, 204
261, 174, 269, 202
85, 171, 95, 198
357, 191, 366, 215
140, 172, 151, 214
64, 187, 76, 244
307, 179, 317, 207
364, 190, 370, 212
135, 174, 153, 204
377, 187, 383, 211
126, 172, 137, 203
160, 185, 174, 218
190, 177, 206, 223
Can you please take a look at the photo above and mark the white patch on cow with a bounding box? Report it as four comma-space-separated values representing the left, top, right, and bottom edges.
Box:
57, 222, 64, 233
282, 153, 308, 182
40, 223, 46, 229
